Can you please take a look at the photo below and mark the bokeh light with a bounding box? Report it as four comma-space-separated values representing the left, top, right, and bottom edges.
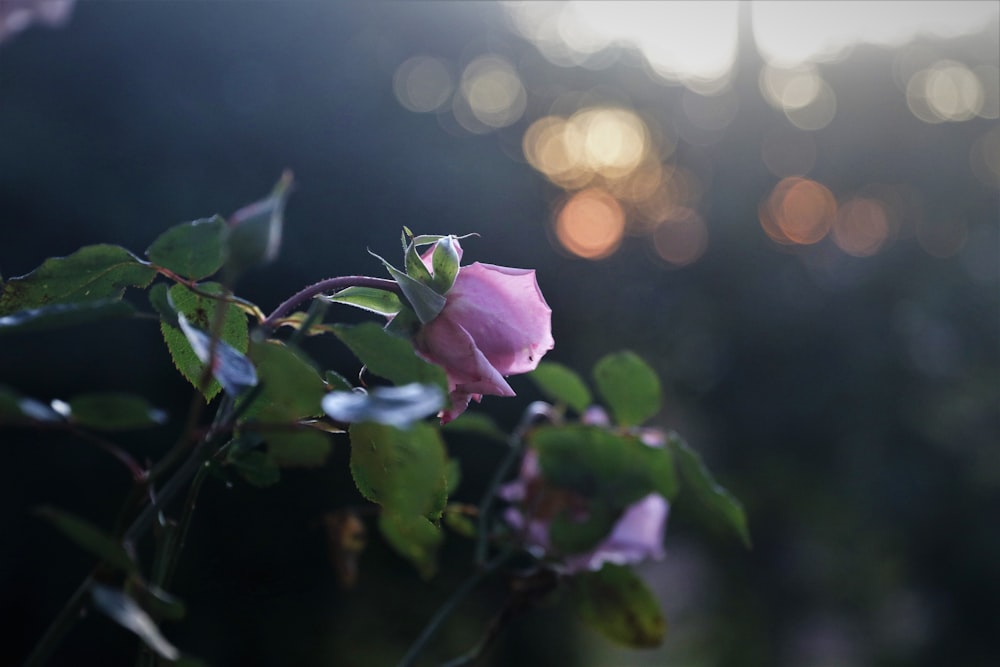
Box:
916, 215, 968, 258
651, 207, 708, 267
393, 56, 454, 113
907, 60, 985, 123
554, 188, 625, 259
832, 197, 890, 257
458, 55, 527, 129
969, 125, 1000, 189
760, 177, 837, 245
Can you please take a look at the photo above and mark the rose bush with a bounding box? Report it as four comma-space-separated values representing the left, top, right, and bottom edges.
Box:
412, 239, 554, 422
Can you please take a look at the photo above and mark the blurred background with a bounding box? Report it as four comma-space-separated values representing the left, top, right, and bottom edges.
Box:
1, 1, 997, 666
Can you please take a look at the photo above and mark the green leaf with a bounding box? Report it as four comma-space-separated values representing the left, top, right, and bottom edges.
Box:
160, 282, 249, 400
90, 584, 180, 661
325, 369, 353, 391
378, 511, 442, 579
531, 424, 678, 505
322, 383, 444, 429
549, 502, 620, 554
223, 171, 293, 280
228, 448, 281, 487
0, 245, 155, 316
322, 286, 402, 316
669, 434, 751, 548
441, 412, 507, 442
593, 351, 662, 427
243, 339, 325, 421
569, 563, 666, 648
146, 215, 227, 281
265, 430, 332, 468
36, 507, 136, 573
531, 362, 593, 414
0, 299, 136, 335
177, 313, 258, 399
443, 506, 476, 538
67, 393, 167, 430
349, 422, 448, 574
333, 322, 449, 395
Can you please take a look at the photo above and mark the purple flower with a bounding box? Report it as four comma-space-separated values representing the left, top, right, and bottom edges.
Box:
0, 0, 74, 44
500, 447, 669, 574
413, 240, 554, 422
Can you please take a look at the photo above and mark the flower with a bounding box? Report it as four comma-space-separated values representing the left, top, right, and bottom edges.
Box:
500, 448, 669, 574
413, 239, 553, 422
0, 0, 74, 45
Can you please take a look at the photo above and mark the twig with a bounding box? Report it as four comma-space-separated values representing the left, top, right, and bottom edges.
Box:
260, 276, 400, 330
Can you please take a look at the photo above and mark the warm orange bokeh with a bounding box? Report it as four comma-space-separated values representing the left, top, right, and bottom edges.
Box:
833, 197, 890, 256
760, 176, 836, 245
554, 189, 626, 259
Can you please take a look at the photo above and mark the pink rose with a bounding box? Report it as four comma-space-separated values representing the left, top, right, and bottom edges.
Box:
413, 240, 554, 422
500, 449, 669, 573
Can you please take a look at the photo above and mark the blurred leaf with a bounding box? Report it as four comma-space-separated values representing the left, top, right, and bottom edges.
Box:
90, 584, 180, 661
148, 282, 178, 327
325, 369, 353, 391
322, 286, 402, 316
266, 430, 332, 468
272, 310, 338, 336
443, 505, 476, 538
322, 383, 444, 429
532, 424, 678, 506
548, 502, 620, 555
531, 362, 593, 414
378, 511, 442, 579
333, 322, 448, 395
0, 299, 136, 335
177, 313, 257, 399
0, 244, 155, 316
243, 339, 325, 421
36, 507, 136, 573
569, 563, 666, 648
223, 171, 292, 280
146, 215, 226, 281
349, 422, 448, 574
0, 386, 63, 423
593, 351, 661, 427
128, 579, 187, 623
441, 412, 507, 442
669, 434, 751, 548
67, 393, 167, 431
160, 282, 249, 400
445, 458, 461, 495
322, 510, 366, 589
229, 448, 280, 488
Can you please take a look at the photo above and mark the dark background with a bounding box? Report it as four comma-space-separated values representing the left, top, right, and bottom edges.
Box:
1, 2, 997, 666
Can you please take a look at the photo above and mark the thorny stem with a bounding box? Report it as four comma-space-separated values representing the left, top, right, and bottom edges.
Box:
260, 276, 400, 330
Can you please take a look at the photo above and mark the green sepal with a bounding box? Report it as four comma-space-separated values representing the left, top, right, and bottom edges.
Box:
429, 235, 460, 294
322, 286, 402, 316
